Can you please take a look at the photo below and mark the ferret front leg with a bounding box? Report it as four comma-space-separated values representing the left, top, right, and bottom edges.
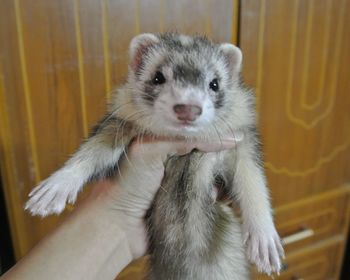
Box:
25, 116, 134, 217
231, 132, 284, 275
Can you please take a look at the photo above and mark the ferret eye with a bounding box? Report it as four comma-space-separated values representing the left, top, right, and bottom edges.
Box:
209, 78, 219, 92
152, 71, 166, 85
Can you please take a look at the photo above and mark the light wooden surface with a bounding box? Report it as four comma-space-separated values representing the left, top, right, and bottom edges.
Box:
240, 0, 350, 206
240, 0, 350, 278
239, 0, 350, 279
253, 236, 345, 280
0, 0, 349, 279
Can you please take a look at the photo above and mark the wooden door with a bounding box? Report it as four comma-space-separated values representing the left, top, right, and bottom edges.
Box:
240, 0, 350, 279
240, 0, 350, 205
0, 0, 239, 259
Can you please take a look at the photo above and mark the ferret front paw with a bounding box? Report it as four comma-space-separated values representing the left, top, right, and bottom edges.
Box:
25, 175, 80, 217
243, 221, 285, 275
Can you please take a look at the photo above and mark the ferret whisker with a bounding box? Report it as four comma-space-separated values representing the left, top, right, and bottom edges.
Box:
217, 116, 239, 154
123, 113, 154, 177
133, 115, 155, 170
139, 128, 146, 159
110, 101, 133, 117
115, 110, 148, 183
101, 101, 134, 129
217, 115, 235, 137
120, 111, 148, 171
159, 184, 168, 193
105, 88, 119, 98
110, 101, 134, 115
211, 123, 224, 148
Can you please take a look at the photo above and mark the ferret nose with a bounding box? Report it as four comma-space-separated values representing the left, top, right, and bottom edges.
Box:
173, 104, 202, 122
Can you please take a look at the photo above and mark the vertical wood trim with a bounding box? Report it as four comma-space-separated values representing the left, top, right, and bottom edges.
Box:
14, 0, 41, 182
315, 0, 332, 110
300, 0, 314, 110
286, 0, 299, 127
74, 0, 88, 137
231, 0, 239, 45
0, 66, 24, 259
323, 0, 345, 117
159, 0, 165, 32
286, 0, 345, 129
255, 0, 266, 111
134, 0, 140, 34
205, 0, 212, 37
102, 0, 112, 98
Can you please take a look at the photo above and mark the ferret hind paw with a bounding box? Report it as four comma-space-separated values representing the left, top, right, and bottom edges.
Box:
244, 223, 285, 276
25, 178, 78, 217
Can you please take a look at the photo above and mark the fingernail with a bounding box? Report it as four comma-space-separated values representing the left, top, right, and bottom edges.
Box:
227, 131, 244, 143
235, 131, 244, 142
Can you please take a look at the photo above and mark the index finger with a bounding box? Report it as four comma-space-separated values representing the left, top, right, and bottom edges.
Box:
130, 131, 244, 157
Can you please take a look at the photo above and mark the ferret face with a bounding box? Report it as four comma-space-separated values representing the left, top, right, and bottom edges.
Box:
122, 33, 252, 138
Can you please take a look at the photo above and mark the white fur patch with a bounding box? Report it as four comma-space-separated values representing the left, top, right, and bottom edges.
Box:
178, 34, 193, 45
233, 142, 284, 274
25, 139, 124, 217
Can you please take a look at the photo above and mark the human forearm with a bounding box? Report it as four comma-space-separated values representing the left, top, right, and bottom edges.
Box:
2, 181, 132, 280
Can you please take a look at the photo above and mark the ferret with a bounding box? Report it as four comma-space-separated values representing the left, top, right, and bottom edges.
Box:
25, 33, 284, 279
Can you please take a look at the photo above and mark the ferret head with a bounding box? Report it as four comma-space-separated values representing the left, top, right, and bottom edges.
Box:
118, 33, 254, 139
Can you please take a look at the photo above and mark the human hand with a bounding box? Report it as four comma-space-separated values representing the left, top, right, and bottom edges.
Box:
90, 134, 243, 259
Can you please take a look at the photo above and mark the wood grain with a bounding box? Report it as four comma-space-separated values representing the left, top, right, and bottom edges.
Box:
239, 1, 350, 277
240, 0, 350, 206
274, 185, 350, 253
253, 236, 345, 280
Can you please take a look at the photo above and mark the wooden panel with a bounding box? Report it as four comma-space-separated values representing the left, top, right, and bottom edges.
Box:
0, 0, 239, 259
253, 236, 345, 280
240, 0, 350, 206
275, 186, 350, 253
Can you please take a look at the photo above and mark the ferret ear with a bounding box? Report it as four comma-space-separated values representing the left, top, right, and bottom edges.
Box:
129, 33, 159, 72
219, 43, 242, 74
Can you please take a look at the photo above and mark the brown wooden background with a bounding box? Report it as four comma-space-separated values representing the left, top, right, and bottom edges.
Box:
241, 0, 350, 205
0, 0, 349, 278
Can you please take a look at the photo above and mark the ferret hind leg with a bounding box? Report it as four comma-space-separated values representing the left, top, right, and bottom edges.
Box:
147, 151, 249, 280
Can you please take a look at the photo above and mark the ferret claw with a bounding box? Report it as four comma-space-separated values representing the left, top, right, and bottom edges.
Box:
243, 221, 284, 275
25, 175, 80, 217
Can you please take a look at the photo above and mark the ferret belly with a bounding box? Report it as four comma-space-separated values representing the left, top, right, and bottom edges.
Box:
146, 151, 250, 280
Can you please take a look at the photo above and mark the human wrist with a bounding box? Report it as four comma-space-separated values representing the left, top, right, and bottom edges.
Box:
85, 180, 148, 259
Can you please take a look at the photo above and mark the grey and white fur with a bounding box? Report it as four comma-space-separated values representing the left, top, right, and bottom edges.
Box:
25, 33, 284, 279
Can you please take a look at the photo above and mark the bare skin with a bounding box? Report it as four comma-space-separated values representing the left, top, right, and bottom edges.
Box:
1, 135, 241, 280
